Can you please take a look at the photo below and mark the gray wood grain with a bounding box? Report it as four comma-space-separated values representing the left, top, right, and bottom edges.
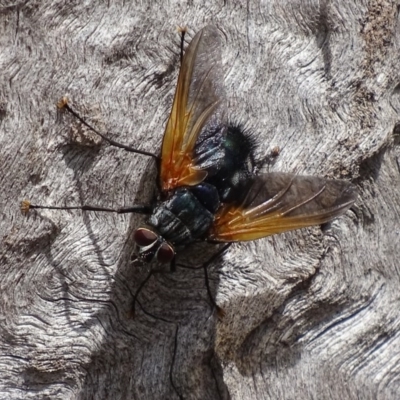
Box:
1, 1, 399, 399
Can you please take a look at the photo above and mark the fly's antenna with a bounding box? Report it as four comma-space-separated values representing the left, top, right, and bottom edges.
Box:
57, 97, 159, 160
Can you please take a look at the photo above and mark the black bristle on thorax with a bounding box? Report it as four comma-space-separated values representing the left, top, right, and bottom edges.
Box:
203, 122, 258, 204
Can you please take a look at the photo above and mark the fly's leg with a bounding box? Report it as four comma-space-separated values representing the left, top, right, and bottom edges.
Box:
130, 268, 155, 318
21, 200, 152, 215
130, 265, 177, 318
202, 243, 232, 318
170, 257, 176, 273
57, 97, 159, 160
177, 243, 232, 317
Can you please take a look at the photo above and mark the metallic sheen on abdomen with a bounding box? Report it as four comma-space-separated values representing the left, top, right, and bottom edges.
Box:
148, 188, 214, 245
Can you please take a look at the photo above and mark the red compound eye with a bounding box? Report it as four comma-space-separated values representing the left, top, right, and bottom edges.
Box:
134, 228, 158, 246
156, 242, 175, 264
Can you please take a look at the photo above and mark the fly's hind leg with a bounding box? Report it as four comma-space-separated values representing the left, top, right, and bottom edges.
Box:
21, 200, 152, 215
57, 97, 159, 160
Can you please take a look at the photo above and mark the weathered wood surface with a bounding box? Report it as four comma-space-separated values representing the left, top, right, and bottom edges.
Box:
1, 1, 399, 399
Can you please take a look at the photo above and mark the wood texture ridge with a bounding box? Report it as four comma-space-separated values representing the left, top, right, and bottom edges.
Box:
1, 1, 399, 399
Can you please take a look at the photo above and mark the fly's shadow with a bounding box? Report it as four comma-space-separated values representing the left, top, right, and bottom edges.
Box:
56, 100, 103, 176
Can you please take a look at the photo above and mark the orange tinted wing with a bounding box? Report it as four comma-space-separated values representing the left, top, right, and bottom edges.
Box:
160, 25, 226, 192
210, 172, 357, 242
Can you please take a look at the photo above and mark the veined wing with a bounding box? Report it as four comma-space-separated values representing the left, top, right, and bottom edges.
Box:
210, 172, 357, 242
160, 25, 226, 192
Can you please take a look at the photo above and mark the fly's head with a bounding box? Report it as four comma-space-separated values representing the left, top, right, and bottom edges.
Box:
133, 227, 175, 264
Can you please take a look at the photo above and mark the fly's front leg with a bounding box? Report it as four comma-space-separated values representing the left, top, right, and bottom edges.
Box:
170, 257, 176, 272
201, 243, 232, 318
130, 264, 176, 318
176, 243, 232, 317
